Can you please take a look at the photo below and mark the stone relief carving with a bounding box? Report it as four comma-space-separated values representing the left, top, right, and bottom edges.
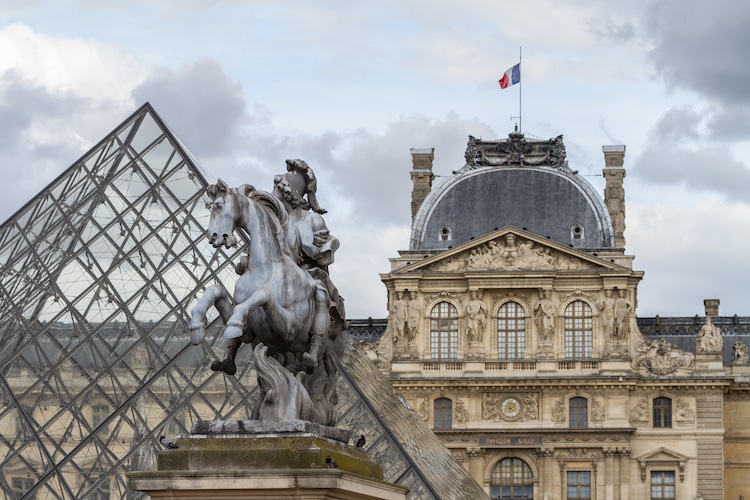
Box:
466, 291, 488, 343
482, 393, 503, 422
457, 133, 571, 173
591, 398, 605, 423
424, 290, 463, 306
552, 397, 566, 423
635, 338, 694, 375
696, 315, 723, 353
629, 397, 650, 423
522, 393, 539, 421
418, 400, 430, 423
427, 234, 587, 272
675, 398, 695, 424
455, 399, 470, 423
534, 289, 556, 345
733, 341, 749, 365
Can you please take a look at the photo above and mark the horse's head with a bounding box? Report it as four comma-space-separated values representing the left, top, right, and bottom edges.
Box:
206, 179, 254, 249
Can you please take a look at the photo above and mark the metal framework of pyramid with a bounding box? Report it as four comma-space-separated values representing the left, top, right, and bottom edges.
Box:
0, 104, 485, 499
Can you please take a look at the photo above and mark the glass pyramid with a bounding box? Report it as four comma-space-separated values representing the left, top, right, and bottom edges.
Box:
0, 103, 486, 499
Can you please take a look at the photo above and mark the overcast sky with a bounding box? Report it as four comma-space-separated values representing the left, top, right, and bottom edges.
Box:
1, 0, 749, 319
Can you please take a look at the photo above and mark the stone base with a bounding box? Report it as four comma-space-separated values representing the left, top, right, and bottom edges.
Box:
127, 422, 407, 499
128, 469, 408, 499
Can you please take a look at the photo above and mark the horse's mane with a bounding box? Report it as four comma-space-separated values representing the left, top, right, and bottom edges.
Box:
244, 188, 292, 256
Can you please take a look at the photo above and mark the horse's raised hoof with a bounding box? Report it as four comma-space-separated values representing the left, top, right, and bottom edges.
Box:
223, 323, 243, 339
189, 325, 206, 345
302, 352, 318, 369
211, 359, 237, 376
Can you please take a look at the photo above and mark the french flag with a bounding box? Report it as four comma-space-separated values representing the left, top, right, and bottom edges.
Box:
499, 63, 520, 89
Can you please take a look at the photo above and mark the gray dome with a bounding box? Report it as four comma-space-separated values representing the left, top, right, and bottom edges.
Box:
410, 160, 614, 252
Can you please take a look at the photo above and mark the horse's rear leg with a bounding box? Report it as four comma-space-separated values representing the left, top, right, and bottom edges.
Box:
211, 337, 241, 376
189, 284, 233, 344
302, 285, 330, 368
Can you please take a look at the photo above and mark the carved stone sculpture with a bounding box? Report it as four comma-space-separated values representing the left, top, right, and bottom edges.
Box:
188, 160, 346, 427
697, 316, 723, 353
466, 291, 488, 343
635, 339, 693, 375
535, 290, 556, 345
733, 341, 749, 365
598, 289, 616, 342
406, 292, 420, 346
614, 289, 632, 342
389, 291, 408, 349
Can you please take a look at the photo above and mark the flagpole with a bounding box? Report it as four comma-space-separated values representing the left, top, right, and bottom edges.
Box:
519, 46, 522, 133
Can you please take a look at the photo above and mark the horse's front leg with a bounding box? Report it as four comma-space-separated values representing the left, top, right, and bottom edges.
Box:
189, 284, 233, 344
223, 289, 273, 339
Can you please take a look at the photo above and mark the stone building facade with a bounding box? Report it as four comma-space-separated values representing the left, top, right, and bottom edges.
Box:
361, 132, 750, 500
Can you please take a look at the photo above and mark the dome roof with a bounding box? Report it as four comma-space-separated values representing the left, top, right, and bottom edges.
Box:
410, 133, 614, 251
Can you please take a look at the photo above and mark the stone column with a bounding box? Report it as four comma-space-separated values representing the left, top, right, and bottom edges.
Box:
537, 447, 554, 500
604, 447, 616, 500
602, 145, 626, 248
466, 447, 486, 487
619, 448, 630, 500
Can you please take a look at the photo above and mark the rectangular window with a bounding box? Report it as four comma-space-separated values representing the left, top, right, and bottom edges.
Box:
651, 470, 675, 499
567, 470, 591, 499
12, 477, 35, 499
92, 405, 110, 434
569, 397, 588, 429
653, 398, 672, 428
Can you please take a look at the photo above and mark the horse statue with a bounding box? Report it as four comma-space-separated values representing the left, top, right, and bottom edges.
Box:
188, 177, 345, 426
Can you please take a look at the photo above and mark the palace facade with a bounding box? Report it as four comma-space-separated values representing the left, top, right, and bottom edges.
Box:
359, 132, 750, 500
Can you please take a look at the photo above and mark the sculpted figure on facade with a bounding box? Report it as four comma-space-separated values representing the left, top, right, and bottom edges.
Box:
614, 289, 632, 342
733, 341, 749, 365
466, 291, 488, 343
406, 291, 421, 346
696, 315, 723, 353
534, 290, 556, 345
598, 289, 616, 342
389, 291, 409, 348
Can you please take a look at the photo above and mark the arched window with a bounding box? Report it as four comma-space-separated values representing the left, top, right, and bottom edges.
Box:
430, 302, 458, 360
564, 301, 593, 358
653, 397, 672, 428
490, 457, 533, 499
497, 301, 525, 359
434, 398, 452, 429
569, 397, 588, 428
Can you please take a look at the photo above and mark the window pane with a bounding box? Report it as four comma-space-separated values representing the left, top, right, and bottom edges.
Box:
498, 301, 526, 359
564, 301, 593, 358
430, 302, 458, 360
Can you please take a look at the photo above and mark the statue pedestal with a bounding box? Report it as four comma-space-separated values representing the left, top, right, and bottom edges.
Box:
127, 420, 408, 500
695, 352, 725, 373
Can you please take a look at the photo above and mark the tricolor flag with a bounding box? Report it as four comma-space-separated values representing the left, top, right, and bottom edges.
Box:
499, 63, 520, 89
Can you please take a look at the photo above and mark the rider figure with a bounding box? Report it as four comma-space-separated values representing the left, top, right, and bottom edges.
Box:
271, 159, 342, 366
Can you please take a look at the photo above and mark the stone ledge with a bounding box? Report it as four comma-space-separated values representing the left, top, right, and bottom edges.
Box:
127, 469, 409, 500
190, 419, 352, 444
157, 435, 383, 480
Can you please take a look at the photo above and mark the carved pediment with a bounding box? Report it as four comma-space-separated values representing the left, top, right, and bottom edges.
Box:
404, 230, 618, 274
636, 447, 688, 483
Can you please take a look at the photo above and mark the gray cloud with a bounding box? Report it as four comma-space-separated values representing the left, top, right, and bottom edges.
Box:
631, 145, 750, 203
131, 59, 248, 159
643, 0, 750, 105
